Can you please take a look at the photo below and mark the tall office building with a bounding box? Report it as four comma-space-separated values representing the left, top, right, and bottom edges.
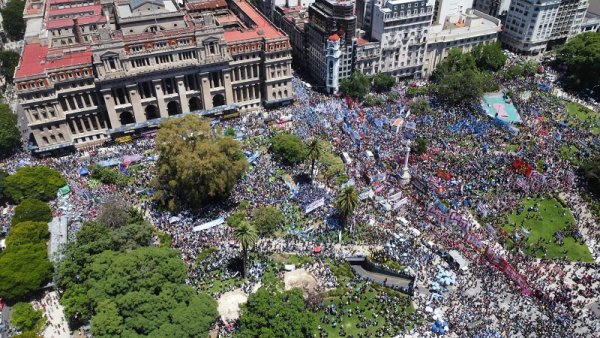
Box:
305, 0, 356, 93
472, 0, 511, 17
432, 0, 474, 24
15, 0, 293, 154
355, 0, 434, 78
501, 0, 588, 55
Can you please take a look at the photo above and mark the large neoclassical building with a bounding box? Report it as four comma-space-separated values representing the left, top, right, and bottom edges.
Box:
15, 0, 293, 153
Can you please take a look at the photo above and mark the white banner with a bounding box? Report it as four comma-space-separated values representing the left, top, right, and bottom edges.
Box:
393, 197, 409, 210
305, 197, 325, 214
193, 217, 225, 232
388, 191, 403, 203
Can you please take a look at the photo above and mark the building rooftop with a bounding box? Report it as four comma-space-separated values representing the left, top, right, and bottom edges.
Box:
428, 10, 501, 43
224, 0, 285, 42
15, 44, 93, 79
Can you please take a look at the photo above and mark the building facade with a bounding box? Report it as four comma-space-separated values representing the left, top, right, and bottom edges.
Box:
305, 0, 356, 93
15, 0, 293, 153
472, 0, 511, 18
356, 0, 434, 78
423, 9, 501, 75
501, 0, 588, 55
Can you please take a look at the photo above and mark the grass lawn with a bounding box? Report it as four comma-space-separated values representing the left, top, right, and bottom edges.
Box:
565, 102, 600, 134
503, 198, 593, 262
559, 144, 580, 165
317, 283, 416, 337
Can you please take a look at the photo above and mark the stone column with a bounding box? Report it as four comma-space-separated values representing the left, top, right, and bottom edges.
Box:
126, 84, 145, 123
101, 89, 120, 129
152, 79, 169, 118
200, 73, 213, 110
223, 70, 234, 105
175, 75, 190, 114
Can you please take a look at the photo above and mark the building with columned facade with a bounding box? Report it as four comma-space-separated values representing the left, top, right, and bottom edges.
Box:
15, 0, 293, 153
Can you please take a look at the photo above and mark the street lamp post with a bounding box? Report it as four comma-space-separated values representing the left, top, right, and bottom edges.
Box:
401, 139, 411, 183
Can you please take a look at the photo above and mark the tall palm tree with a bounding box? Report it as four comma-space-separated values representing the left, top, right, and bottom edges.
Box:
336, 186, 359, 232
233, 221, 258, 278
306, 138, 323, 179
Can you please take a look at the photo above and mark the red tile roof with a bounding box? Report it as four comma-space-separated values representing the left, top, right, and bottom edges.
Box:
48, 4, 101, 16
47, 15, 106, 28
15, 43, 92, 79
224, 0, 285, 42
186, 0, 227, 11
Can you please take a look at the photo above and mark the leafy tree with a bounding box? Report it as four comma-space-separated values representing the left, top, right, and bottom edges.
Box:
0, 243, 53, 300
372, 73, 396, 93
61, 247, 219, 336
96, 195, 129, 228
233, 221, 257, 278
91, 300, 124, 338
580, 156, 600, 196
4, 166, 66, 202
6, 221, 49, 247
434, 68, 495, 104
154, 115, 247, 210
414, 138, 428, 155
305, 138, 323, 179
471, 42, 506, 72
556, 32, 600, 99
227, 211, 246, 228
408, 98, 433, 116
339, 71, 371, 99
270, 133, 307, 164
1, 0, 26, 40
11, 198, 52, 226
0, 104, 20, 158
320, 150, 345, 184
253, 206, 285, 236
0, 170, 7, 200
431, 48, 477, 82
0, 50, 21, 82
238, 287, 317, 338
336, 186, 359, 229
11, 302, 43, 332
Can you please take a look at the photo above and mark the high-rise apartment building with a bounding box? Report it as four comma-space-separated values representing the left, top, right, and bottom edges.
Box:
501, 0, 588, 55
472, 0, 511, 17
15, 0, 293, 153
305, 0, 356, 93
355, 0, 434, 77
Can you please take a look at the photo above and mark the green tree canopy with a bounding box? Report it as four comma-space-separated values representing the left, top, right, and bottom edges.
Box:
11, 198, 52, 226
6, 221, 49, 247
471, 42, 506, 72
408, 98, 433, 116
0, 243, 53, 300
433, 68, 496, 104
414, 138, 428, 155
581, 156, 600, 196
306, 138, 323, 179
431, 48, 477, 82
372, 73, 396, 93
253, 206, 285, 236
336, 186, 359, 227
339, 71, 371, 99
11, 302, 44, 332
270, 133, 307, 164
556, 32, 600, 99
61, 247, 219, 336
237, 287, 317, 338
233, 221, 257, 278
4, 166, 66, 202
154, 115, 248, 210
0, 50, 21, 82
0, 170, 8, 200
0, 104, 21, 158
1, 0, 26, 40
